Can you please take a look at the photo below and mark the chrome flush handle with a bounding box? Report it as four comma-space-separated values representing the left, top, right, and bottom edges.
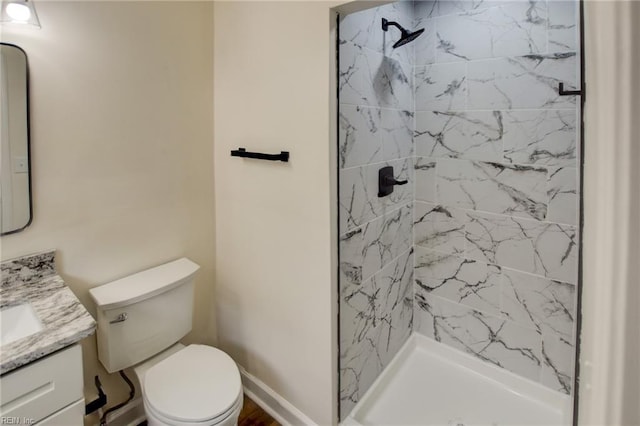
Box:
109, 313, 128, 324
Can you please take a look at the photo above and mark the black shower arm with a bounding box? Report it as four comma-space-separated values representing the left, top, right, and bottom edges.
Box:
382, 19, 407, 34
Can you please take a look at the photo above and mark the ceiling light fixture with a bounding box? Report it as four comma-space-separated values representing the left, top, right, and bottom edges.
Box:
1, 0, 40, 28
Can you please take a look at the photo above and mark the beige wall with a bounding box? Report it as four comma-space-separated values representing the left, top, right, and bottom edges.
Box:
213, 2, 339, 424
0, 0, 215, 414
2, 1, 345, 423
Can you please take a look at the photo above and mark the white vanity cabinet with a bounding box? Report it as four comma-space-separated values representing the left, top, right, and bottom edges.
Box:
0, 344, 84, 425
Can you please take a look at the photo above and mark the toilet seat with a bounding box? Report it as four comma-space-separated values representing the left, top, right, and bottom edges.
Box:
143, 344, 242, 424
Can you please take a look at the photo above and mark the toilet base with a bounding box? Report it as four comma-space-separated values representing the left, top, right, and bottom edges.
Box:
145, 409, 241, 426
143, 389, 243, 426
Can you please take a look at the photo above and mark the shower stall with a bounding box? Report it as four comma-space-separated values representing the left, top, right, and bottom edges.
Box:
337, 1, 582, 424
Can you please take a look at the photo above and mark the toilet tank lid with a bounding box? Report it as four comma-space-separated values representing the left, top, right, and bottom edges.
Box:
89, 258, 200, 310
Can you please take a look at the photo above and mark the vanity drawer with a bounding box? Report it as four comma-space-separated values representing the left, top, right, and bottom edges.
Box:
36, 400, 84, 426
0, 344, 83, 423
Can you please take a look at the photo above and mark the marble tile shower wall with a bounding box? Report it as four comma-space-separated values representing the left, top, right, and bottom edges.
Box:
412, 0, 580, 397
338, 1, 416, 418
339, 0, 580, 419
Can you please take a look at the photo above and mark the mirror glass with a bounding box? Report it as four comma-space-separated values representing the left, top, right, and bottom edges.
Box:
0, 43, 31, 235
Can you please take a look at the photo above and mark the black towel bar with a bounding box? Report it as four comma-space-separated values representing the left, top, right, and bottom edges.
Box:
230, 148, 289, 162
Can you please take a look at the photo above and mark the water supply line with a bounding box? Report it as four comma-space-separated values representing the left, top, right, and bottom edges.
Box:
100, 370, 136, 426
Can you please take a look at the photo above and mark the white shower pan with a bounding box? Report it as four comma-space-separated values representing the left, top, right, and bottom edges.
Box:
343, 334, 571, 426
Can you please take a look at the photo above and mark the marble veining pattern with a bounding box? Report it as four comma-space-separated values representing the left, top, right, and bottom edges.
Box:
548, 0, 578, 53
340, 228, 364, 287
412, 249, 577, 393
435, 1, 548, 62
372, 248, 414, 365
1, 251, 96, 374
465, 211, 578, 284
415, 0, 498, 20
381, 109, 414, 161
547, 166, 578, 225
437, 159, 549, 220
340, 163, 379, 231
542, 327, 575, 393
339, 41, 381, 107
500, 268, 575, 393
415, 247, 501, 315
415, 110, 503, 162
339, 105, 414, 169
501, 269, 575, 341
414, 290, 542, 381
339, 41, 413, 111
339, 6, 385, 55
362, 203, 413, 281
378, 56, 414, 111
339, 104, 382, 169
415, 62, 467, 111
467, 53, 578, 110
339, 6, 418, 409
503, 109, 577, 167
340, 249, 413, 417
414, 157, 437, 202
412, 15, 436, 66
414, 202, 467, 255
340, 325, 383, 418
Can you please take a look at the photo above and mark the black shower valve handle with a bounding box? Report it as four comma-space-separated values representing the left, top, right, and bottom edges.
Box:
384, 176, 408, 186
378, 166, 408, 197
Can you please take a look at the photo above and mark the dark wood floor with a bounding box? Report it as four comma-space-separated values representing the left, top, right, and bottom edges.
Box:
239, 395, 280, 426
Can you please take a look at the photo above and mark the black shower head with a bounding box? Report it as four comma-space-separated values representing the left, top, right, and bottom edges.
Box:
393, 28, 425, 48
382, 18, 425, 48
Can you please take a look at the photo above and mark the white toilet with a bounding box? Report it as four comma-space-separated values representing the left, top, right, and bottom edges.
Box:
89, 258, 243, 426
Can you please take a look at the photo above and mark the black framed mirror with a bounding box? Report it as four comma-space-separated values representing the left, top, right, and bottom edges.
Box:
1, 43, 32, 235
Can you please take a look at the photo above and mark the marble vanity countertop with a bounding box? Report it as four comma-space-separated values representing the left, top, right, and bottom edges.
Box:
0, 251, 96, 375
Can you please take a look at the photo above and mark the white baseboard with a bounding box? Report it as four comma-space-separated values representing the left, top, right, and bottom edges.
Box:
239, 367, 317, 426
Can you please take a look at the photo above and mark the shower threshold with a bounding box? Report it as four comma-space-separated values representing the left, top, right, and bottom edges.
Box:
343, 333, 571, 426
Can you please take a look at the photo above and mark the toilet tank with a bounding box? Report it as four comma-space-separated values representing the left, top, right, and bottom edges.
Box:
89, 258, 200, 373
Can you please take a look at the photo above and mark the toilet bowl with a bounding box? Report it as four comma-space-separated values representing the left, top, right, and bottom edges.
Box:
89, 258, 243, 426
135, 344, 243, 426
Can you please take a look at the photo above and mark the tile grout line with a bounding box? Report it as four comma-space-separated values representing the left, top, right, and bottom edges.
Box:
412, 198, 579, 228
